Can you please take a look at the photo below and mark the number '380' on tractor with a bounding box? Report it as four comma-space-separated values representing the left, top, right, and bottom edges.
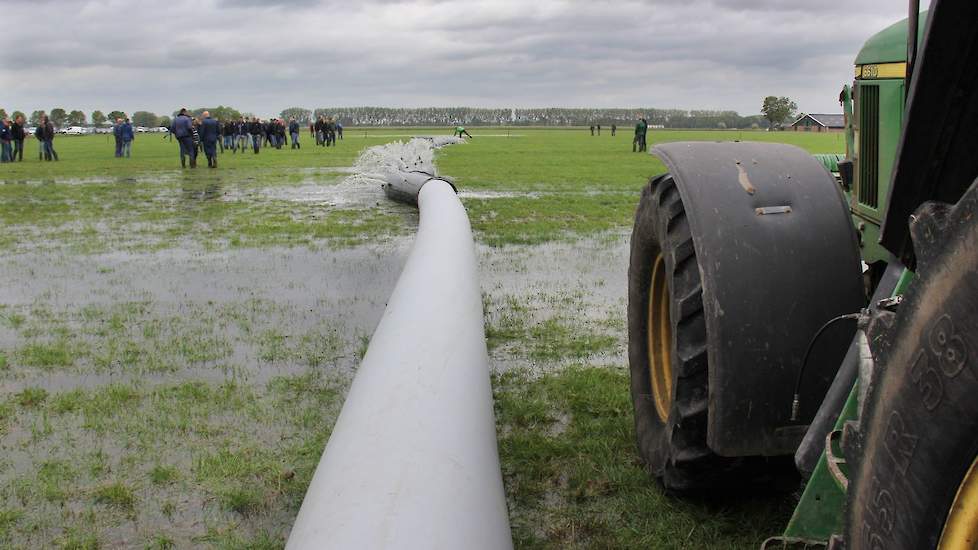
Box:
626, 1, 978, 548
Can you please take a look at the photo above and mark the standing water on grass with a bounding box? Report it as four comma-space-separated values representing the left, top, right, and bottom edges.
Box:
345, 136, 464, 189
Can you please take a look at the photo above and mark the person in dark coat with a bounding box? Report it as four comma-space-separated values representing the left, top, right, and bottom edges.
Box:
172, 108, 196, 168
289, 118, 300, 149
199, 111, 220, 168
0, 118, 12, 163
120, 118, 135, 158
336, 121, 343, 140
40, 115, 58, 161
113, 118, 124, 157
11, 115, 25, 161
314, 116, 325, 146
223, 120, 236, 153
611, 124, 617, 137
236, 117, 248, 153
249, 117, 262, 154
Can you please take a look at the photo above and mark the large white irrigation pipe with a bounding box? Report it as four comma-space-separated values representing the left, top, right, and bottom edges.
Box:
286, 176, 513, 550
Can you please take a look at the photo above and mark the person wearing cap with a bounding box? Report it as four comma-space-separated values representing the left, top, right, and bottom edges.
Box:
172, 108, 196, 168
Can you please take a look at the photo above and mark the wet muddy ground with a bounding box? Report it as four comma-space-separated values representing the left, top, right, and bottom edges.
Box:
0, 140, 627, 548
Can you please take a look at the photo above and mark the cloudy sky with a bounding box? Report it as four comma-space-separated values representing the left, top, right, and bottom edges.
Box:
0, 0, 917, 118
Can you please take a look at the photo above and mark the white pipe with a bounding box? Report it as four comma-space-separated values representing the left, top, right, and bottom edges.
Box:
286, 179, 513, 550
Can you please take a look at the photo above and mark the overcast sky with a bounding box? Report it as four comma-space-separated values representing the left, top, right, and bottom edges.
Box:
0, 0, 919, 118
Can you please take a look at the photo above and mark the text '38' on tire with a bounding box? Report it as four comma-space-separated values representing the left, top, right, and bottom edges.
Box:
845, 178, 978, 550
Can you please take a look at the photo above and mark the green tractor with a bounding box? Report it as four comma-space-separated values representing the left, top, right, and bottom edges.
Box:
627, 1, 978, 548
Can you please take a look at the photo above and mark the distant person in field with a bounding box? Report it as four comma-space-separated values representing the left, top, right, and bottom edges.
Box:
223, 119, 235, 152
454, 125, 472, 139
633, 116, 648, 153
113, 118, 124, 157
289, 117, 300, 149
326, 117, 337, 147
199, 111, 220, 168
611, 124, 617, 136
172, 108, 197, 168
315, 116, 325, 146
237, 117, 249, 153
11, 115, 25, 161
249, 117, 262, 154
40, 115, 58, 161
120, 118, 135, 158
336, 121, 343, 140
597, 124, 601, 135
0, 118, 12, 163
589, 124, 595, 136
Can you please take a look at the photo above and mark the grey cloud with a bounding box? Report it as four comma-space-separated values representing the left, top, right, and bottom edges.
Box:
0, 0, 919, 117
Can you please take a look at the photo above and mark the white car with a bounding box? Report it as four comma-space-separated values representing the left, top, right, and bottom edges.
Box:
136, 126, 149, 133
62, 126, 90, 135
154, 126, 170, 133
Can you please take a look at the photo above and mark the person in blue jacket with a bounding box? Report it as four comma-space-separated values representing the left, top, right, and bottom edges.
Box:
0, 118, 12, 163
120, 118, 135, 158
198, 111, 220, 168
112, 118, 123, 157
172, 108, 196, 168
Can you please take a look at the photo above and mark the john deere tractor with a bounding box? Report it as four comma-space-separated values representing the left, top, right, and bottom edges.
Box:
627, 1, 977, 547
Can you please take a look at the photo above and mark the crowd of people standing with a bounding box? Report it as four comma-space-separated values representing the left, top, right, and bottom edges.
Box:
168, 109, 344, 169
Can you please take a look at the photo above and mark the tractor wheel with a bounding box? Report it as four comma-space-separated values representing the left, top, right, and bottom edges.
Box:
628, 174, 739, 491
845, 178, 978, 549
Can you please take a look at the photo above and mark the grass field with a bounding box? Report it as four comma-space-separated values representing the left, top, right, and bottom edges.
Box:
0, 128, 843, 548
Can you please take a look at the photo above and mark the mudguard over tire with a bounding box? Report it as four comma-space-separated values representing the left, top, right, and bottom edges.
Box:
844, 179, 978, 550
628, 142, 865, 490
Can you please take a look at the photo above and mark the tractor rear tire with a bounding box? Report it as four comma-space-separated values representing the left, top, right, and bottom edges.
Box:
845, 179, 978, 549
628, 174, 741, 491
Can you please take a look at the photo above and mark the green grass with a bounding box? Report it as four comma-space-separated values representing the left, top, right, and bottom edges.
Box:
0, 126, 838, 548
494, 366, 792, 548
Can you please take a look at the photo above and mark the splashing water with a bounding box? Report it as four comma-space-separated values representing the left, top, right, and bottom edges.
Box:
345, 136, 464, 188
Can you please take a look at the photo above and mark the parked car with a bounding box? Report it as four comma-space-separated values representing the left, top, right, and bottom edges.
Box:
135, 126, 149, 133
153, 126, 170, 133
62, 126, 90, 135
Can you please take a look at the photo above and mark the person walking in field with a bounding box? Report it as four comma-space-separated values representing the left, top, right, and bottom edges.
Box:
454, 125, 472, 139
633, 116, 648, 153
113, 118, 123, 157
589, 124, 595, 136
336, 121, 343, 140
0, 118, 12, 163
611, 124, 617, 136
120, 118, 135, 158
597, 124, 601, 136
199, 111, 220, 168
289, 118, 300, 149
315, 116, 325, 146
172, 108, 197, 168
11, 115, 25, 161
325, 117, 336, 147
40, 115, 58, 161
237, 117, 249, 153
249, 117, 262, 154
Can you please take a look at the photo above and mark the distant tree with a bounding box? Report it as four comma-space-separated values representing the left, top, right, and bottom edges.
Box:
761, 96, 797, 129
158, 115, 171, 129
67, 110, 86, 126
12, 110, 25, 122
107, 110, 127, 123
280, 107, 312, 124
91, 110, 107, 127
29, 110, 45, 125
0, 109, 7, 120
131, 111, 159, 127
49, 108, 68, 127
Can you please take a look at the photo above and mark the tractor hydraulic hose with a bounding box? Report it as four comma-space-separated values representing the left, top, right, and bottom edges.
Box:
790, 313, 863, 422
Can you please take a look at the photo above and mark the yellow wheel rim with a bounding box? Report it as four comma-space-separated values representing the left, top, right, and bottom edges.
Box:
647, 254, 673, 423
939, 455, 978, 550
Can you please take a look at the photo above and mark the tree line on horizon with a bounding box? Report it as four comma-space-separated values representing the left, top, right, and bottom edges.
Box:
1, 104, 785, 130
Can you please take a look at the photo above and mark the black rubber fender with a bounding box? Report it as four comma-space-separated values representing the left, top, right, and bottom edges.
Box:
651, 141, 865, 456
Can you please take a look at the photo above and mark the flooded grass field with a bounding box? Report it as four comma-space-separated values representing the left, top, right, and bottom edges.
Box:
1, 128, 843, 548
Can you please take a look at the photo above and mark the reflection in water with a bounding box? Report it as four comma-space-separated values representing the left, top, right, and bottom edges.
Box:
180, 173, 225, 201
